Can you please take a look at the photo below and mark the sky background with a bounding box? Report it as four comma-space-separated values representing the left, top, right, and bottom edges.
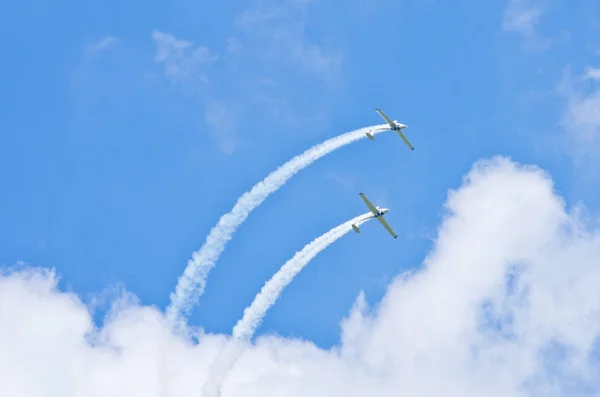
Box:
1, 0, 599, 350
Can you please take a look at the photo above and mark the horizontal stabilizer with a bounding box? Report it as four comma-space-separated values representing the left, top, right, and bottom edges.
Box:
351, 224, 360, 234
366, 132, 375, 140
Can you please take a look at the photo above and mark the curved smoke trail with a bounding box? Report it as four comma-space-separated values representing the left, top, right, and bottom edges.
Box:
202, 212, 374, 397
232, 212, 373, 341
166, 125, 388, 329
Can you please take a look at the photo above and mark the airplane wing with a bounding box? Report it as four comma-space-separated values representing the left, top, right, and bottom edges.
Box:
375, 108, 414, 150
359, 192, 379, 216
375, 108, 396, 128
395, 130, 415, 151
377, 216, 398, 239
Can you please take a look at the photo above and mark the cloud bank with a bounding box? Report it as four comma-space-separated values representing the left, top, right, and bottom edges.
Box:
202, 212, 374, 397
2, 156, 600, 396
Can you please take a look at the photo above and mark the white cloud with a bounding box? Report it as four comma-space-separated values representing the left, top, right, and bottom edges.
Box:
148, 2, 344, 153
203, 100, 239, 154
151, 31, 216, 85
558, 66, 600, 147
225, 38, 242, 55
85, 36, 119, 55
233, 3, 342, 83
5, 156, 600, 396
151, 31, 232, 151
502, 0, 550, 51
221, 1, 343, 135
586, 66, 600, 81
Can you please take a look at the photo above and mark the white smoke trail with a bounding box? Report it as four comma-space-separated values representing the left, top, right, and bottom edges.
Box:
202, 212, 374, 397
232, 212, 373, 341
166, 125, 388, 329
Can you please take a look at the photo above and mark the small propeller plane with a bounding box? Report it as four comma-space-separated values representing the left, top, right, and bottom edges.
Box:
352, 193, 398, 239
366, 108, 414, 151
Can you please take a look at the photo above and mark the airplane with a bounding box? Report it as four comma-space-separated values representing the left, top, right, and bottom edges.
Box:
351, 192, 398, 239
366, 108, 414, 151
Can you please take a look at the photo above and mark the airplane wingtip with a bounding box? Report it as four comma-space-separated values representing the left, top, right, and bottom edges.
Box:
394, 236, 398, 239
359, 192, 364, 195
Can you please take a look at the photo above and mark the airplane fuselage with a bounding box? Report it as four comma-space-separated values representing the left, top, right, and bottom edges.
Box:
390, 121, 407, 131
370, 207, 389, 218
353, 193, 397, 238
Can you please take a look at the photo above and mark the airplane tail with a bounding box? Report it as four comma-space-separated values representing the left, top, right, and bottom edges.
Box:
351, 224, 360, 234
365, 131, 375, 140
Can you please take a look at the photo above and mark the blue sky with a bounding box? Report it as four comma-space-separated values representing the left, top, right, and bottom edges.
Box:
1, 0, 599, 350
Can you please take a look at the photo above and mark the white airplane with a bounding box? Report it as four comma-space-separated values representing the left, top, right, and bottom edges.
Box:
352, 193, 398, 239
366, 108, 414, 151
